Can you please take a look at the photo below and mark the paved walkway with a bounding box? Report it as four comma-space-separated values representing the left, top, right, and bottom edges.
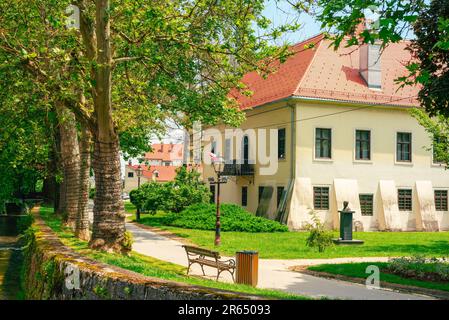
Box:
127, 223, 434, 300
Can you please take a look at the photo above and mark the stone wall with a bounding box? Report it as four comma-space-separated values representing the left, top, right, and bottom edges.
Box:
23, 218, 261, 300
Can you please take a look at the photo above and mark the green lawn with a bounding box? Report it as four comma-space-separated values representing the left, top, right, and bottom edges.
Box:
124, 201, 136, 214
39, 205, 307, 300
131, 212, 449, 259
308, 263, 449, 293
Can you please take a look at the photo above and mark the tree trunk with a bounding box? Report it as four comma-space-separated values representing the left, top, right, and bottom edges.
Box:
54, 129, 64, 215
90, 137, 126, 252
88, 0, 127, 253
75, 124, 92, 241
55, 102, 80, 228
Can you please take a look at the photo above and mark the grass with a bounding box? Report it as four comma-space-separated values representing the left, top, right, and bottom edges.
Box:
130, 211, 449, 259
124, 201, 136, 215
39, 205, 307, 300
308, 262, 449, 293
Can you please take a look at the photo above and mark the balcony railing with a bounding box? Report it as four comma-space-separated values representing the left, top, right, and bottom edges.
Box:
222, 160, 255, 176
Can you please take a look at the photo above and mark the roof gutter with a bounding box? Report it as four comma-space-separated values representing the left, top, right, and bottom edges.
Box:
243, 95, 417, 114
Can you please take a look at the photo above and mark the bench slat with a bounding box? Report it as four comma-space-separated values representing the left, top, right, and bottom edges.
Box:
183, 245, 220, 258
192, 258, 234, 269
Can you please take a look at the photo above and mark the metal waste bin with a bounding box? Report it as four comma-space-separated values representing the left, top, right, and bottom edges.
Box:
236, 250, 258, 286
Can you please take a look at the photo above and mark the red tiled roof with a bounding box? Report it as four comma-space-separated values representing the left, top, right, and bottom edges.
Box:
231, 34, 324, 110
128, 165, 178, 182
144, 143, 183, 162
232, 33, 420, 109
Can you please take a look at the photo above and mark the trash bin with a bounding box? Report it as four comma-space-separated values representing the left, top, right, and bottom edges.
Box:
236, 250, 258, 287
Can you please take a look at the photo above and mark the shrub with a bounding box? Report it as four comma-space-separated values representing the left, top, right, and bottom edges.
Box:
304, 211, 333, 252
165, 203, 288, 233
122, 231, 134, 253
129, 166, 210, 214
387, 255, 449, 282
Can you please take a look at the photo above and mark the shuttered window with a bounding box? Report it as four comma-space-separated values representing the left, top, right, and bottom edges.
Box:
359, 194, 373, 216
398, 189, 412, 211
435, 190, 448, 211
313, 187, 329, 210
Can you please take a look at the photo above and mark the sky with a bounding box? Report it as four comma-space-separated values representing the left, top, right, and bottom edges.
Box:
262, 0, 321, 44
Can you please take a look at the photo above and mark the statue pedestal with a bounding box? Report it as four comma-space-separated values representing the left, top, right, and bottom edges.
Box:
332, 238, 364, 245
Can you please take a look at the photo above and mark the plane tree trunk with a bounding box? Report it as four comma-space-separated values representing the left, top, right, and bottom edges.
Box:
75, 124, 92, 241
55, 102, 80, 228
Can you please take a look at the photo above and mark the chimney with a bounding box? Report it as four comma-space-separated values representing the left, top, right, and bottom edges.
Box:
358, 20, 382, 89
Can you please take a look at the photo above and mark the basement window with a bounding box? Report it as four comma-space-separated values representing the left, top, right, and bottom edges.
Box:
359, 194, 373, 216
435, 190, 448, 211
398, 189, 412, 211
313, 186, 329, 210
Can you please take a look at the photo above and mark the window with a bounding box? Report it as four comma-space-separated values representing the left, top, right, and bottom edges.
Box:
209, 185, 215, 204
359, 194, 374, 216
277, 186, 285, 209
313, 186, 329, 210
278, 128, 286, 159
433, 135, 447, 164
153, 171, 159, 178
355, 130, 371, 160
315, 128, 332, 159
435, 190, 448, 211
211, 139, 217, 155
258, 186, 265, 203
397, 132, 412, 162
241, 186, 248, 207
398, 189, 412, 211
128, 172, 134, 178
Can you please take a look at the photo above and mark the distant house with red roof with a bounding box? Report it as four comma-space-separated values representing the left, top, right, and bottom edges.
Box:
202, 30, 449, 232
123, 143, 183, 192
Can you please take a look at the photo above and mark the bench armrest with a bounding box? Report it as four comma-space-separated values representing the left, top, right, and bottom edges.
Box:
219, 258, 236, 267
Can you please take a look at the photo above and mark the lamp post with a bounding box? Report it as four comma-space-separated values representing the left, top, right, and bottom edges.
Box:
210, 156, 227, 246
136, 164, 143, 221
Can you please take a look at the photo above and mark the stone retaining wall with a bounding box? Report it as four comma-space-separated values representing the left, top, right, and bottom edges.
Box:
24, 217, 261, 300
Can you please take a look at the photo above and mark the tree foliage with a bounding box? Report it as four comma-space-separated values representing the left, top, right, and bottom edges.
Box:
0, 64, 55, 209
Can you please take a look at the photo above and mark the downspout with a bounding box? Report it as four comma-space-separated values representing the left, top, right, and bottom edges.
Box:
278, 102, 296, 225
289, 103, 296, 179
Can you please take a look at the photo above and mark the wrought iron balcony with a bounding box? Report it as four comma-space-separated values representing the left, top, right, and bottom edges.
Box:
222, 160, 255, 176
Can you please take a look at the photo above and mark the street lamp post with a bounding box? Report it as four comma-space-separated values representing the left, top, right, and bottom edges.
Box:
136, 164, 143, 221
210, 157, 227, 246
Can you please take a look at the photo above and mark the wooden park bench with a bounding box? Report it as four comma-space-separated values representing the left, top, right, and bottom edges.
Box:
182, 245, 236, 281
